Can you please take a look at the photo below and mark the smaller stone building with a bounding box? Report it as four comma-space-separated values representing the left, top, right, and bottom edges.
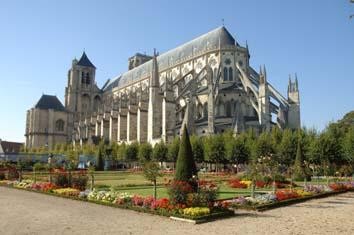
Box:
25, 94, 70, 149
0, 139, 23, 154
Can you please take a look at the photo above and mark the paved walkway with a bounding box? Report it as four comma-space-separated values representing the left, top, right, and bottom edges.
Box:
1, 187, 354, 235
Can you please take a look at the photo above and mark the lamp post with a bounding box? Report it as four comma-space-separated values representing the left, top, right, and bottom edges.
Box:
48, 154, 53, 183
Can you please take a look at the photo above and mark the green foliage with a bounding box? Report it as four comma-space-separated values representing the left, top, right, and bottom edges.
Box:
293, 135, 306, 181
175, 126, 197, 181
125, 142, 139, 162
138, 143, 153, 163
96, 143, 105, 171
190, 135, 204, 163
152, 141, 168, 163
204, 134, 226, 165
343, 127, 354, 166
167, 137, 180, 162
225, 133, 250, 164
278, 129, 297, 165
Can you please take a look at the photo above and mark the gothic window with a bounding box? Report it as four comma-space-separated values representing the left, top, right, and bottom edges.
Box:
55, 119, 65, 132
223, 67, 228, 81
203, 103, 208, 118
226, 101, 231, 117
81, 72, 85, 84
228, 68, 233, 81
86, 72, 90, 84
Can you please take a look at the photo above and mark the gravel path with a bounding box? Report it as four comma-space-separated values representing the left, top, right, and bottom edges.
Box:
1, 187, 354, 235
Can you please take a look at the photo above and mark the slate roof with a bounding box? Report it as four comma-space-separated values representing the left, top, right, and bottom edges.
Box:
0, 140, 23, 154
34, 95, 66, 112
104, 26, 236, 92
77, 52, 96, 68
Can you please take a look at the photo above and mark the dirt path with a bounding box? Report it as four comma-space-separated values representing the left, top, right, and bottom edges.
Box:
1, 187, 354, 235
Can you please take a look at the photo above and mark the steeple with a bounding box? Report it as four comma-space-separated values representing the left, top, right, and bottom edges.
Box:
263, 65, 267, 81
150, 49, 159, 87
295, 73, 299, 91
77, 51, 96, 69
288, 74, 292, 93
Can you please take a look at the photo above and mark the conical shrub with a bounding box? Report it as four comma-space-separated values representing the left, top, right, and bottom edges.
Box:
175, 125, 197, 181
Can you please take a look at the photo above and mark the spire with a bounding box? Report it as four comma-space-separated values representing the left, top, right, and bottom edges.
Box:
263, 64, 267, 81
295, 73, 299, 91
77, 51, 96, 68
150, 49, 159, 87
288, 74, 292, 93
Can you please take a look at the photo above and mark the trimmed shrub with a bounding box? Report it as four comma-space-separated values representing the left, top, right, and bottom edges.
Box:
175, 125, 197, 181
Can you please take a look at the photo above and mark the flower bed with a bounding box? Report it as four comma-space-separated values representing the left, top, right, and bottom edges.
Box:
226, 182, 350, 211
0, 179, 233, 223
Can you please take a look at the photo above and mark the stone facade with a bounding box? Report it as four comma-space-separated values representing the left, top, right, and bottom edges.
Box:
25, 26, 301, 148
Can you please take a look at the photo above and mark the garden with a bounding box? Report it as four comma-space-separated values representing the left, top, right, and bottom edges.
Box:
1, 120, 354, 223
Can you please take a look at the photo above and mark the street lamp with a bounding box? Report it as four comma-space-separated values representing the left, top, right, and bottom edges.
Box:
48, 153, 53, 183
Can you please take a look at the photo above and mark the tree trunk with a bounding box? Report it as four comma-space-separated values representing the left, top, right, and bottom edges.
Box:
91, 174, 94, 191
251, 178, 256, 198
153, 180, 157, 199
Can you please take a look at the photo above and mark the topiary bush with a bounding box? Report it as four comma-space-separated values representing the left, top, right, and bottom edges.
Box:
175, 125, 197, 181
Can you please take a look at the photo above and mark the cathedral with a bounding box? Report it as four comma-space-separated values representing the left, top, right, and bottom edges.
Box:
25, 26, 300, 149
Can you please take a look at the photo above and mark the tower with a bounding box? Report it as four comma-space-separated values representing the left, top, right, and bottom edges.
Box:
147, 50, 162, 144
258, 65, 271, 131
65, 52, 97, 122
287, 74, 301, 129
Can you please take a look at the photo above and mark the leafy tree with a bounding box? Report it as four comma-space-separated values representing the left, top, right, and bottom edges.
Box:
175, 125, 197, 181
343, 127, 354, 168
117, 143, 126, 161
225, 133, 250, 165
138, 143, 153, 163
152, 141, 168, 165
190, 135, 204, 163
167, 137, 180, 163
204, 134, 226, 171
256, 132, 275, 158
125, 142, 139, 162
143, 162, 162, 199
96, 144, 105, 171
278, 129, 297, 166
293, 135, 306, 181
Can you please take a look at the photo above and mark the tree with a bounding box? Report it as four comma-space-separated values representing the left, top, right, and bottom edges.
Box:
190, 135, 204, 163
117, 143, 126, 161
293, 135, 306, 181
96, 145, 105, 171
225, 133, 250, 165
167, 137, 180, 164
256, 132, 275, 158
278, 129, 297, 166
204, 134, 226, 171
138, 143, 153, 163
143, 162, 162, 199
343, 127, 354, 168
175, 125, 197, 181
152, 141, 168, 165
125, 142, 139, 162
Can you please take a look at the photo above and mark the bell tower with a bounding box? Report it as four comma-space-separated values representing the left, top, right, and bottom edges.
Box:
65, 51, 96, 122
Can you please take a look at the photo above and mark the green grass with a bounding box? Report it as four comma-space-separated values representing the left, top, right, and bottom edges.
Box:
21, 171, 337, 200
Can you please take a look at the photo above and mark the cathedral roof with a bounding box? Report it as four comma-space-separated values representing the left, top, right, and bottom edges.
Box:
34, 95, 66, 112
77, 52, 96, 68
104, 26, 235, 91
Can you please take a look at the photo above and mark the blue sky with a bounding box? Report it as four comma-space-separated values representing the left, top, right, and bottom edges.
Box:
0, 0, 353, 142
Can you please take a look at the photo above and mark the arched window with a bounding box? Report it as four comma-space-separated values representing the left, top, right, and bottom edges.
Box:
226, 101, 232, 117
81, 72, 85, 84
86, 72, 90, 84
228, 67, 233, 81
55, 119, 65, 132
223, 67, 228, 81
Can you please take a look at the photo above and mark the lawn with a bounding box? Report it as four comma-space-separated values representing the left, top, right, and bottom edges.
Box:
22, 171, 313, 199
